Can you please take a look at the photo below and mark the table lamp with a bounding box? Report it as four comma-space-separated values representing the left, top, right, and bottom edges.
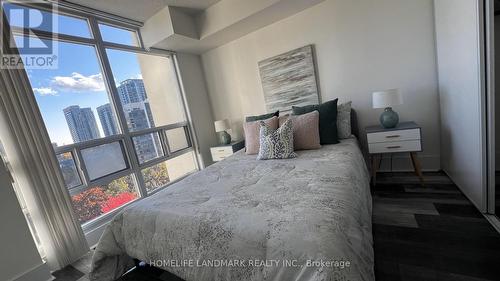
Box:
214, 119, 231, 145
372, 88, 403, 128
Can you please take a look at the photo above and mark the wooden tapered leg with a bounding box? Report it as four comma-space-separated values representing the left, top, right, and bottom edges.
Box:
371, 154, 380, 186
410, 152, 424, 185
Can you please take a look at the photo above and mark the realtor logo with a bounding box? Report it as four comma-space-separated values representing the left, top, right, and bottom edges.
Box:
1, 0, 58, 69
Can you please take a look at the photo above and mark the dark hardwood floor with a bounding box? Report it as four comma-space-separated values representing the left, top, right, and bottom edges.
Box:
373, 172, 500, 281
53, 172, 500, 281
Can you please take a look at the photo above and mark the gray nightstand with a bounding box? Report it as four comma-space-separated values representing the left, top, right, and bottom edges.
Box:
210, 140, 245, 162
366, 121, 423, 185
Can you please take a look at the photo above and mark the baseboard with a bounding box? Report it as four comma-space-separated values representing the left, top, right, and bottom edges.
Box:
376, 153, 440, 172
9, 262, 53, 281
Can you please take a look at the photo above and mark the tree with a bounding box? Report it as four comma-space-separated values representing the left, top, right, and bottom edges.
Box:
142, 163, 170, 192
71, 187, 108, 223
105, 175, 134, 196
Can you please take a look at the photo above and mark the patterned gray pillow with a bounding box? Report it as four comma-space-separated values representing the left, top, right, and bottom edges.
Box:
257, 119, 297, 160
337, 101, 352, 139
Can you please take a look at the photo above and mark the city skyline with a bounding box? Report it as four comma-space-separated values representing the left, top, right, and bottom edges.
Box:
61, 79, 160, 163
22, 37, 147, 147
56, 78, 149, 146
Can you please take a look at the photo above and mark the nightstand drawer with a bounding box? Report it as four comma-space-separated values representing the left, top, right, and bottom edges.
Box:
368, 140, 421, 153
210, 147, 235, 162
367, 128, 420, 143
210, 140, 245, 162
210, 146, 234, 155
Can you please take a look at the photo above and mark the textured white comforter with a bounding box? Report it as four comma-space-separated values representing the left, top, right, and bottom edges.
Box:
89, 138, 374, 281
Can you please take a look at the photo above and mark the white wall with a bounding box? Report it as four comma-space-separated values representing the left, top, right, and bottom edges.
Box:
434, 0, 486, 211
201, 0, 441, 170
0, 159, 51, 281
0, 109, 52, 281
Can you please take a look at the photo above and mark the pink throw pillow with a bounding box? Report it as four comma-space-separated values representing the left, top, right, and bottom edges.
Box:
279, 111, 321, 150
244, 116, 278, 154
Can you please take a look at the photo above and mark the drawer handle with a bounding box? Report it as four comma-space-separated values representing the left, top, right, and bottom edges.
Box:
386, 145, 401, 149
385, 135, 401, 138
216, 149, 227, 152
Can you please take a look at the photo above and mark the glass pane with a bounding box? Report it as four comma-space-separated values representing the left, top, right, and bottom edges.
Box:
106, 49, 187, 132
3, 3, 92, 38
165, 151, 197, 182
166, 127, 189, 152
142, 161, 170, 193
132, 132, 163, 164
81, 142, 128, 180
57, 152, 82, 189
14, 36, 119, 147
71, 174, 138, 224
98, 23, 139, 46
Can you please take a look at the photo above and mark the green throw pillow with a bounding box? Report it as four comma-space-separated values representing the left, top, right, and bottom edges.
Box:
292, 99, 339, 144
245, 111, 279, 122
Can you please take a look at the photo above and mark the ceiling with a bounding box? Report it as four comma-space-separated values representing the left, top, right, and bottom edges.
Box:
65, 0, 221, 22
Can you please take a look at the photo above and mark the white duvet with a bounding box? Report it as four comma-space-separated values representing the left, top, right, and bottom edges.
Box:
89, 138, 374, 281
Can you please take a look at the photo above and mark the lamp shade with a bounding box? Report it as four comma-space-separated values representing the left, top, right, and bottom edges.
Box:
214, 119, 230, 132
372, 89, 403, 108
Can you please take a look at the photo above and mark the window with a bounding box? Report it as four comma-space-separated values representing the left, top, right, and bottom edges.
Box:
16, 36, 118, 146
142, 161, 170, 194
5, 3, 199, 228
57, 152, 81, 189
166, 127, 190, 152
80, 141, 128, 180
165, 151, 197, 181
4, 2, 92, 38
98, 23, 139, 46
106, 49, 187, 131
71, 174, 138, 224
132, 132, 163, 164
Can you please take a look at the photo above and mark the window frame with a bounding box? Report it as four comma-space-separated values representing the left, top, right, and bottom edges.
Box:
5, 2, 199, 230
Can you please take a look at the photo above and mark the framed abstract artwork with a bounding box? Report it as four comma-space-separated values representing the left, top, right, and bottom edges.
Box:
258, 45, 320, 112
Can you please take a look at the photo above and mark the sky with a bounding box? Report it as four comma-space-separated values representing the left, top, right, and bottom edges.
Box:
6, 3, 144, 146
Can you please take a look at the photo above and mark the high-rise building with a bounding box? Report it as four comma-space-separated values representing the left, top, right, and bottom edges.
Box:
117, 79, 147, 105
97, 103, 118, 137
63, 105, 100, 143
122, 101, 160, 163
122, 102, 154, 131
116, 78, 160, 163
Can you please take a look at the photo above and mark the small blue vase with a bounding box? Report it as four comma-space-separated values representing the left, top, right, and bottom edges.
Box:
380, 107, 399, 128
218, 131, 231, 145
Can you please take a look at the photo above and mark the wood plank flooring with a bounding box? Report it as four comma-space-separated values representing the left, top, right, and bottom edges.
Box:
373, 172, 500, 281
53, 172, 500, 281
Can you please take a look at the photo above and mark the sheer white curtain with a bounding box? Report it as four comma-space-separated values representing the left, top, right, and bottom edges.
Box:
0, 22, 89, 270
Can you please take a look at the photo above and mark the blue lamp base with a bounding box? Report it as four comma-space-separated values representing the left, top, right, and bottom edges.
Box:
218, 131, 231, 145
379, 107, 399, 128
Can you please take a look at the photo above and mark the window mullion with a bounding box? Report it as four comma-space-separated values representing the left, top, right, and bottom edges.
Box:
73, 147, 90, 188
88, 17, 148, 198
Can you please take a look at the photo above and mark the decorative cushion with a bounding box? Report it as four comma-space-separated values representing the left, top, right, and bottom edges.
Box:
244, 116, 278, 155
292, 98, 339, 144
279, 111, 321, 150
337, 101, 352, 139
257, 119, 297, 160
245, 110, 279, 122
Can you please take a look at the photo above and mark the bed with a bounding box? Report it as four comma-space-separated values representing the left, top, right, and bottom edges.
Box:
90, 129, 374, 281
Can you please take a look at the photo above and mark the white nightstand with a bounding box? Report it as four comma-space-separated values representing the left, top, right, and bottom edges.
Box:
366, 121, 423, 185
210, 140, 245, 162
